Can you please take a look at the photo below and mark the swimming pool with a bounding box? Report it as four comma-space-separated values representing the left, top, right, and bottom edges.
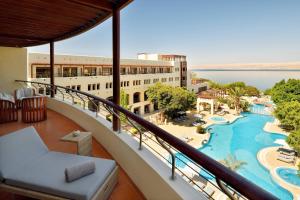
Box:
250, 104, 271, 115
276, 167, 300, 187
210, 116, 227, 124
175, 112, 293, 199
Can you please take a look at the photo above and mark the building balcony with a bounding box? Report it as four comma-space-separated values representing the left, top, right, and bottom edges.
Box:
0, 80, 278, 200
0, 109, 145, 200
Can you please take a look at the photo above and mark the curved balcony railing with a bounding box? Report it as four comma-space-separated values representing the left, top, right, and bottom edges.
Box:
15, 80, 277, 200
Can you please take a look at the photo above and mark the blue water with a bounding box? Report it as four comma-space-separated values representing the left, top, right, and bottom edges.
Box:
210, 116, 226, 121
277, 168, 300, 187
192, 70, 300, 90
175, 112, 293, 199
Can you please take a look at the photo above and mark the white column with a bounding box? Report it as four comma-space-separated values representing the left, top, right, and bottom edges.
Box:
211, 101, 214, 115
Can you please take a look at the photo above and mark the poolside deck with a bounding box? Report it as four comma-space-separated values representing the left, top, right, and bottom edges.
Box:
257, 146, 299, 199
0, 109, 145, 200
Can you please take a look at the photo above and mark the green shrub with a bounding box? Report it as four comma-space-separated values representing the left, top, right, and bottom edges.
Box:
196, 125, 206, 134
129, 127, 138, 135
106, 114, 112, 122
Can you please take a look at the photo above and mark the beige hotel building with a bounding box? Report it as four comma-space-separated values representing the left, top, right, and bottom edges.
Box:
29, 53, 188, 115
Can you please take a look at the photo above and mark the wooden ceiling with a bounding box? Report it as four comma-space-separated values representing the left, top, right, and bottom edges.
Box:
0, 0, 132, 47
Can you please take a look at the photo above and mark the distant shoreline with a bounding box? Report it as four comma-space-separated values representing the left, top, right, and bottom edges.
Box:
192, 69, 300, 71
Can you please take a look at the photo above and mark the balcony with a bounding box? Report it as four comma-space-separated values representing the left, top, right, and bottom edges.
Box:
0, 80, 277, 200
0, 109, 145, 200
0, 1, 277, 199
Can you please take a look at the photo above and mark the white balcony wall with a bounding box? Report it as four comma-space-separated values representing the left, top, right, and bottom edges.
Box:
47, 97, 206, 200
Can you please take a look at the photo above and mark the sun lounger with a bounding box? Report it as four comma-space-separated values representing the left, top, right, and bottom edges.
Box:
280, 151, 295, 156
278, 147, 296, 156
0, 126, 118, 200
278, 154, 295, 159
277, 155, 295, 164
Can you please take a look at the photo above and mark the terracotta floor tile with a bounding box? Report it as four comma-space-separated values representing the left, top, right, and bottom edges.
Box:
0, 109, 145, 200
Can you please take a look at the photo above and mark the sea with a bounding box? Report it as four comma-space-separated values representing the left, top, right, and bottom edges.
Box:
191, 70, 300, 90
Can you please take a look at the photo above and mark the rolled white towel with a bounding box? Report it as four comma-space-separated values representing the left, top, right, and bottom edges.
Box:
65, 161, 96, 182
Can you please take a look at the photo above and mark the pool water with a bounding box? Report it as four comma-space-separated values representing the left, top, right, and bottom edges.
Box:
175, 112, 293, 199
210, 116, 226, 121
277, 167, 300, 187
250, 104, 271, 115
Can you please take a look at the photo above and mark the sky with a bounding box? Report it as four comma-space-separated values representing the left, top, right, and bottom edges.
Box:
29, 0, 300, 68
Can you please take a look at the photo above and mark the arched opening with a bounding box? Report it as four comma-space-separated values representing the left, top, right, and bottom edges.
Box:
133, 92, 140, 103
144, 91, 148, 101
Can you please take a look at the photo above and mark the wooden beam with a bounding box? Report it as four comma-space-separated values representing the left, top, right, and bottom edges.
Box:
67, 0, 113, 11
112, 9, 120, 132
50, 41, 55, 98
113, 0, 133, 10
0, 34, 47, 42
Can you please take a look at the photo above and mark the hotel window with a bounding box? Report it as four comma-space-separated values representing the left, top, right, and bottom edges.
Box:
161, 78, 167, 82
92, 84, 96, 90
175, 77, 180, 81
110, 83, 112, 88
103, 67, 112, 76
88, 84, 91, 91
106, 83, 108, 89
77, 85, 81, 91
120, 68, 126, 75
71, 85, 76, 90
121, 82, 123, 87
159, 68, 164, 73
84, 67, 96, 76
144, 79, 151, 84
97, 83, 100, 90
141, 68, 147, 74
175, 68, 179, 72
133, 81, 135, 86
63, 67, 77, 77
35, 67, 50, 78
169, 77, 173, 82
131, 67, 138, 74
153, 78, 159, 83
127, 81, 129, 86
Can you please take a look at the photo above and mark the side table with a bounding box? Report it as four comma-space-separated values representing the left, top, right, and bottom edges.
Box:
61, 131, 92, 156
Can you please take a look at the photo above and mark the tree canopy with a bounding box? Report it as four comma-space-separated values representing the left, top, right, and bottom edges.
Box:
146, 82, 196, 118
269, 79, 300, 104
274, 101, 300, 131
269, 79, 300, 156
209, 81, 260, 97
286, 129, 300, 153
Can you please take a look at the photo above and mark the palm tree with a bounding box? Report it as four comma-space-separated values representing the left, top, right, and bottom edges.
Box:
219, 154, 247, 171
219, 154, 247, 199
228, 87, 245, 114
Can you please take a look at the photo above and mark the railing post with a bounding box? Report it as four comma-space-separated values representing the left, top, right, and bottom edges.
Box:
50, 40, 55, 98
112, 8, 120, 132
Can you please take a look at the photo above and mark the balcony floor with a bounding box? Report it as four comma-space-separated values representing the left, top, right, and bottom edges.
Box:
0, 109, 145, 200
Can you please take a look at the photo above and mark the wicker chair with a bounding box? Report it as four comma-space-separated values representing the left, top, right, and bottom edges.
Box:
15, 87, 35, 109
21, 96, 47, 123
0, 93, 18, 123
